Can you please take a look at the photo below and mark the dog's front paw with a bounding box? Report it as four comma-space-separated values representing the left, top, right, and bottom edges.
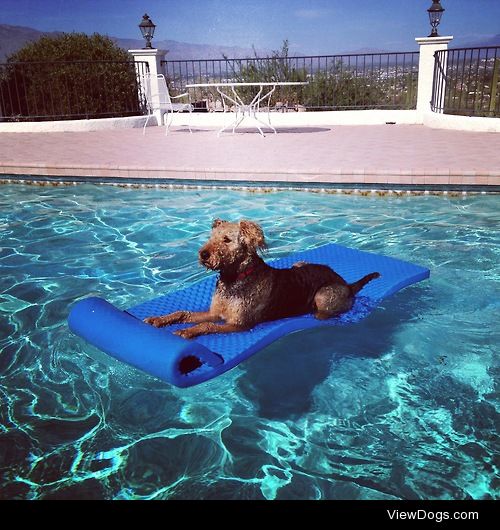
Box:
174, 328, 197, 340
144, 316, 167, 328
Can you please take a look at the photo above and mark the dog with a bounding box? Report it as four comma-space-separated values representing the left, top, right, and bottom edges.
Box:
144, 219, 380, 339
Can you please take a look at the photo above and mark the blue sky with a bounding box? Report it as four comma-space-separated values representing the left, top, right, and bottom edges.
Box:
1, 0, 499, 53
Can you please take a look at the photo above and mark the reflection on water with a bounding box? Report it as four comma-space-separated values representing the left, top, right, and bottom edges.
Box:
0, 184, 498, 499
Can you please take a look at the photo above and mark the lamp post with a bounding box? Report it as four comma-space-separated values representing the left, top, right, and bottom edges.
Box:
139, 13, 156, 49
427, 1, 445, 38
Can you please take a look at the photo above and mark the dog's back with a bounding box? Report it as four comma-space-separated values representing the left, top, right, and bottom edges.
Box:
261, 263, 348, 321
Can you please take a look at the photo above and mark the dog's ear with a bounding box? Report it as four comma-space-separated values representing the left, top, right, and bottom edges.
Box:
212, 218, 227, 229
239, 220, 266, 251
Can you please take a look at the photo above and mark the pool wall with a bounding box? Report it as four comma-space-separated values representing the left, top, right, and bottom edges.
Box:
1, 174, 498, 194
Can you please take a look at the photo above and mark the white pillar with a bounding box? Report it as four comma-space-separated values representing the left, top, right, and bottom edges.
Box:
415, 36, 453, 116
128, 48, 167, 126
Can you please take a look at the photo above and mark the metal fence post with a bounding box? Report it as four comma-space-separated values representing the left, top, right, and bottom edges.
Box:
430, 49, 450, 113
489, 58, 500, 116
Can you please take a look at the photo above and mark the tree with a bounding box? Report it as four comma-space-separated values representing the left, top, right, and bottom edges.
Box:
223, 40, 308, 107
0, 33, 144, 121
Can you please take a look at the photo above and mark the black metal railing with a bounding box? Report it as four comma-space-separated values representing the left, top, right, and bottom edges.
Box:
161, 52, 419, 111
0, 60, 149, 121
431, 47, 500, 117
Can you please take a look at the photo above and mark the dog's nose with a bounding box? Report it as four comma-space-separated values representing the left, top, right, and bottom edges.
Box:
199, 249, 210, 261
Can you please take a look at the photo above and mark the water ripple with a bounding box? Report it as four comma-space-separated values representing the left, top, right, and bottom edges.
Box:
0, 184, 498, 499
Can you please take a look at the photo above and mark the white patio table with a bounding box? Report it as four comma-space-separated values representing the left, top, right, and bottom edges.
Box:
185, 81, 308, 136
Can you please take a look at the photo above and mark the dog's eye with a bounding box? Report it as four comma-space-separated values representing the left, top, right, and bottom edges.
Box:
223, 236, 232, 243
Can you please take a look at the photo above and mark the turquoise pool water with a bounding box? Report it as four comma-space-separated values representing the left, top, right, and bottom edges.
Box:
0, 183, 498, 500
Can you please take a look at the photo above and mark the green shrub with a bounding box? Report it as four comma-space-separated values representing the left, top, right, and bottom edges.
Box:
0, 33, 143, 120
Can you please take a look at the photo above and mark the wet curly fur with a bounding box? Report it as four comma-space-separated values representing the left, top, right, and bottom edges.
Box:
144, 219, 380, 339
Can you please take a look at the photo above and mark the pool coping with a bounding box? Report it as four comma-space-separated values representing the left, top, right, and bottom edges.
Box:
0, 162, 499, 188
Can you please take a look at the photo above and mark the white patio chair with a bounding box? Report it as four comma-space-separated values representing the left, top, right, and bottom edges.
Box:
141, 73, 193, 135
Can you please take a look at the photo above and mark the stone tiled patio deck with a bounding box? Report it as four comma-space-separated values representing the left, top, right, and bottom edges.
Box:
0, 124, 499, 186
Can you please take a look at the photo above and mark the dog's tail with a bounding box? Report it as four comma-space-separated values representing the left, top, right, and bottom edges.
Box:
349, 272, 380, 295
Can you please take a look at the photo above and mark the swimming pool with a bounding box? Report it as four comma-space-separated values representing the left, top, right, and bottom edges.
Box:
0, 182, 498, 500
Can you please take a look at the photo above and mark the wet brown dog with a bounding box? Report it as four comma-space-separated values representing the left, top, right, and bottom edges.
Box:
144, 219, 380, 339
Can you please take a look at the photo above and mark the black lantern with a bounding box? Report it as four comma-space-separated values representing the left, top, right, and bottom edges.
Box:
427, 1, 445, 38
139, 13, 156, 49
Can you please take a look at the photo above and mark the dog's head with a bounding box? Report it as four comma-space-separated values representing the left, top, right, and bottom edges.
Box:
198, 219, 266, 271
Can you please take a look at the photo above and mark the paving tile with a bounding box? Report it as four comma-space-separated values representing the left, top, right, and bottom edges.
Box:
474, 176, 489, 185
461, 176, 480, 185
425, 175, 450, 185
386, 175, 412, 184
411, 176, 427, 184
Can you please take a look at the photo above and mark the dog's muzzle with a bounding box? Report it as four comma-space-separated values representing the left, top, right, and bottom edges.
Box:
199, 248, 214, 269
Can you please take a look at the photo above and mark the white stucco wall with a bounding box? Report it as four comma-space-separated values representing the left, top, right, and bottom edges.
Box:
0, 115, 151, 133
2, 109, 500, 133
423, 112, 500, 133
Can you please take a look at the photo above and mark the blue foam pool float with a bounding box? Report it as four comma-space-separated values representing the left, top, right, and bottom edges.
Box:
68, 243, 429, 387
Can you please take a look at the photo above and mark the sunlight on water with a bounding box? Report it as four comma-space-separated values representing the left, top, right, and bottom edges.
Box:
0, 184, 498, 499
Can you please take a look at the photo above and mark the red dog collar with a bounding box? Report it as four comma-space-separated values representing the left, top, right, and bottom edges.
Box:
236, 266, 255, 281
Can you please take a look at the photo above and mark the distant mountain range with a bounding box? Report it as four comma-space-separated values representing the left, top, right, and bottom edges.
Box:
0, 23, 499, 62
0, 24, 59, 61
454, 34, 500, 49
0, 23, 268, 62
